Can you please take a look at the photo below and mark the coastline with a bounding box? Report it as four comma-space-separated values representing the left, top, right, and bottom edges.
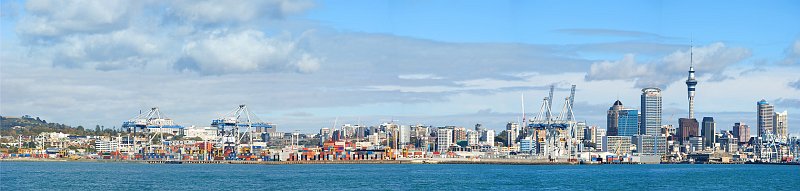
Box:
3, 158, 797, 165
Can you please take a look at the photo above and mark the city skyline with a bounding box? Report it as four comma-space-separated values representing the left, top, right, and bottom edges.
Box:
1, 0, 799, 134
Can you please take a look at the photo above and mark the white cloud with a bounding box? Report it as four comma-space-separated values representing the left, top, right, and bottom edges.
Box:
18, 0, 136, 37
585, 54, 648, 81
177, 29, 322, 74
170, 0, 314, 23
585, 42, 751, 88
398, 74, 444, 80
296, 53, 322, 73
15, 0, 322, 74
51, 29, 165, 70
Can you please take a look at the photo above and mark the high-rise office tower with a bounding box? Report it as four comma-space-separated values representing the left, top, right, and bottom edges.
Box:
757, 99, 774, 139
678, 118, 699, 144
774, 111, 788, 142
607, 100, 639, 136
701, 117, 715, 149
732, 122, 750, 145
640, 88, 662, 136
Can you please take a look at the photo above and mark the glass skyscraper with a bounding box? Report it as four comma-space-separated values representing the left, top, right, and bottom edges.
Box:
607, 100, 639, 136
701, 117, 715, 149
640, 88, 662, 136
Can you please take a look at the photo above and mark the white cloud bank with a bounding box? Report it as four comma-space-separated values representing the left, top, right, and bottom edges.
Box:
585, 42, 751, 88
16, 0, 323, 75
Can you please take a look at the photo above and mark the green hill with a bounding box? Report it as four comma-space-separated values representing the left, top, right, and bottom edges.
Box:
0, 115, 114, 137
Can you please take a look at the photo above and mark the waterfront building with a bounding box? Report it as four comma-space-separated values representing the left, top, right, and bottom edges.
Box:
519, 136, 535, 154
437, 128, 453, 154
701, 117, 715, 150
318, 128, 331, 146
732, 122, 750, 145
484, 129, 495, 146
467, 130, 479, 146
757, 99, 774, 139
356, 125, 368, 139
717, 131, 739, 153
94, 139, 120, 153
453, 127, 467, 143
412, 125, 430, 148
399, 125, 411, 145
506, 122, 519, 146
678, 118, 699, 145
575, 122, 587, 141
607, 100, 639, 136
633, 135, 667, 156
595, 128, 606, 151
184, 126, 218, 141
602, 136, 632, 156
661, 124, 676, 140
774, 111, 788, 142
640, 88, 662, 136
687, 136, 704, 153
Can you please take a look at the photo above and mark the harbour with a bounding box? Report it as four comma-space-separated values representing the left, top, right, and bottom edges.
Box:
2, 161, 797, 190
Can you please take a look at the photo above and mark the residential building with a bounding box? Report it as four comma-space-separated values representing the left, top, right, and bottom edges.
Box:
732, 122, 750, 145
437, 128, 453, 154
506, 122, 519, 146
467, 130, 479, 146
484, 129, 495, 146
757, 99, 774, 138
774, 111, 788, 142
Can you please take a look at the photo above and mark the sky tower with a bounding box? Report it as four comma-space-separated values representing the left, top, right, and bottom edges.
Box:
686, 44, 698, 119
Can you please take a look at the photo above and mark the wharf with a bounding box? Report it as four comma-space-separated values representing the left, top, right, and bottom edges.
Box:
142, 158, 577, 165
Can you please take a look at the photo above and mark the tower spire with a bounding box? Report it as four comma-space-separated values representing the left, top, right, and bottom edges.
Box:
686, 39, 698, 119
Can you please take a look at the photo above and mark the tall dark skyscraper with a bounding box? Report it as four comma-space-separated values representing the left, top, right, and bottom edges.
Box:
701, 117, 715, 149
678, 118, 699, 144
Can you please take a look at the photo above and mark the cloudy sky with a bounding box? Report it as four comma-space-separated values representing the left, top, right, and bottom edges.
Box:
1, 0, 799, 135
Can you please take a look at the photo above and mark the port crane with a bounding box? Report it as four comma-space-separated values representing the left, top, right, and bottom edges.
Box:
211, 105, 273, 160
528, 84, 578, 160
122, 107, 184, 155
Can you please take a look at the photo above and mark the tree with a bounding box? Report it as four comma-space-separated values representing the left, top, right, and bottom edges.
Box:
456, 140, 468, 147
495, 130, 508, 146
77, 126, 85, 132
95, 125, 101, 135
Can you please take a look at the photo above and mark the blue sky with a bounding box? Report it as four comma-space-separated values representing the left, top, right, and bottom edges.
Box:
1, 0, 799, 135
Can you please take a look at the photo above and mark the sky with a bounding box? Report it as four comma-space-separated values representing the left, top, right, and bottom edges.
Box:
1, 0, 799, 135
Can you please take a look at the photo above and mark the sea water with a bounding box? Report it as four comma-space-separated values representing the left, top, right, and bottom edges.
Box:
1, 162, 798, 190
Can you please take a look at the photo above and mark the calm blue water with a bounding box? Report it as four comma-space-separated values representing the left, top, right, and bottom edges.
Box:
1, 162, 798, 190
